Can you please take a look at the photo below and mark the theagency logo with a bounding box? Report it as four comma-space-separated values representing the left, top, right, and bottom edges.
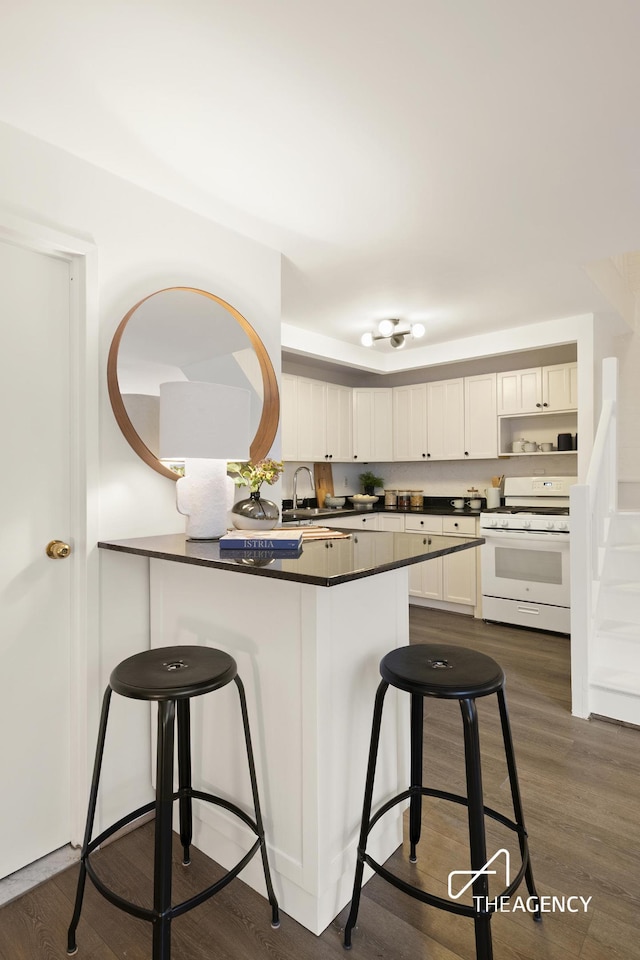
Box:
448, 848, 510, 900
448, 849, 592, 915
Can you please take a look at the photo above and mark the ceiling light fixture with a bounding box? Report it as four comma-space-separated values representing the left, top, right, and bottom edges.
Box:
360, 319, 426, 349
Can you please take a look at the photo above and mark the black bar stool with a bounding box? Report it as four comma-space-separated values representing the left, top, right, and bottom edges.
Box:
67, 645, 279, 959
343, 643, 540, 960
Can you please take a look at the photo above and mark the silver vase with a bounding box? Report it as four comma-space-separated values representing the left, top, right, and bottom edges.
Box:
231, 491, 279, 530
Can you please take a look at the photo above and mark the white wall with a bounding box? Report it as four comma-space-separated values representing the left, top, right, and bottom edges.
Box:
0, 120, 282, 829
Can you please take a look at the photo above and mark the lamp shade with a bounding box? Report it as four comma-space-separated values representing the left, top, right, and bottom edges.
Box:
159, 381, 250, 461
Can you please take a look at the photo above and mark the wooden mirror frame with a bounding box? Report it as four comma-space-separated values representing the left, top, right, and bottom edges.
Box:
107, 286, 280, 480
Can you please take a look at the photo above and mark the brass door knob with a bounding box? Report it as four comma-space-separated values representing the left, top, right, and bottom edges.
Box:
46, 540, 71, 559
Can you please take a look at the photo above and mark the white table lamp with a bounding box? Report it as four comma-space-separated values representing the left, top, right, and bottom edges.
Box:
159, 381, 250, 539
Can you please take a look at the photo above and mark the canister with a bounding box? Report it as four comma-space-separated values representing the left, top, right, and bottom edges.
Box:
384, 489, 397, 509
397, 491, 411, 511
410, 490, 424, 509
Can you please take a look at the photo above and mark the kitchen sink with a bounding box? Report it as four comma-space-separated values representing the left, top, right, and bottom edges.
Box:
282, 507, 356, 521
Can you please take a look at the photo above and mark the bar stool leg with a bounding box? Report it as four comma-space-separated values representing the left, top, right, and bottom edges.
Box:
460, 698, 493, 960
343, 680, 389, 949
409, 693, 424, 862
497, 689, 541, 920
234, 676, 280, 928
177, 699, 193, 866
67, 686, 113, 956
152, 700, 175, 960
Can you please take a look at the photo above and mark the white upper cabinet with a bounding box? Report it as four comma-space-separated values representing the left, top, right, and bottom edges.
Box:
284, 377, 353, 462
296, 377, 327, 461
353, 388, 393, 462
497, 363, 577, 415
281, 374, 299, 461
325, 382, 353, 461
426, 379, 465, 460
393, 383, 428, 461
542, 363, 578, 412
463, 373, 497, 459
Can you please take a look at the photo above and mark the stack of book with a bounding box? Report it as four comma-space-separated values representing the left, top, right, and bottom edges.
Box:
219, 528, 304, 559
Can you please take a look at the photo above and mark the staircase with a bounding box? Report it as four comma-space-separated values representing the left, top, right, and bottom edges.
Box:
571, 357, 640, 725
589, 513, 640, 721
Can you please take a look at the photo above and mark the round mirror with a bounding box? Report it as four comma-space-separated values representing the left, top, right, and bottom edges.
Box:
108, 287, 279, 479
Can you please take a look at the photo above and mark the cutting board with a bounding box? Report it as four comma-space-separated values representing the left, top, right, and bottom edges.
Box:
313, 462, 334, 508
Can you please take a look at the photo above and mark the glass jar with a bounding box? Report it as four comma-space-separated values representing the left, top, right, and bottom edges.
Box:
397, 491, 411, 511
410, 490, 424, 510
384, 489, 397, 509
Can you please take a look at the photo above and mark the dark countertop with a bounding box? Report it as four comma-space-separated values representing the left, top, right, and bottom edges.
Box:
282, 496, 490, 521
98, 531, 485, 588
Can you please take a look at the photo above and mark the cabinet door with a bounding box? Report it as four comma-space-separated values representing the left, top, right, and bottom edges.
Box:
497, 368, 542, 414
405, 516, 442, 598
427, 379, 464, 460
443, 547, 476, 605
442, 517, 477, 605
371, 389, 393, 460
325, 383, 352, 461
352, 388, 373, 461
464, 373, 497, 459
393, 383, 427, 461
543, 363, 578, 411
296, 378, 326, 461
281, 374, 298, 461
353, 389, 392, 461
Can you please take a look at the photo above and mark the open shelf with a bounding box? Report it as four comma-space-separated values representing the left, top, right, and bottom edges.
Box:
498, 411, 577, 457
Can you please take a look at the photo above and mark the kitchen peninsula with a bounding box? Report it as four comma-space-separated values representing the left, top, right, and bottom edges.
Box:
99, 529, 483, 935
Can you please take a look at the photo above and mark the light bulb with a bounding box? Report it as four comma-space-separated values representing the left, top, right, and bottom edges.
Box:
360, 331, 374, 347
390, 334, 406, 349
377, 319, 395, 337
411, 322, 426, 339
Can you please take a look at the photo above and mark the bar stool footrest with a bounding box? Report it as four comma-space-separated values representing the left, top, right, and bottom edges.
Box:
83, 788, 266, 925
360, 786, 532, 920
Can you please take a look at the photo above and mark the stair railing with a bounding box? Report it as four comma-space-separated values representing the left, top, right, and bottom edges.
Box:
570, 357, 618, 717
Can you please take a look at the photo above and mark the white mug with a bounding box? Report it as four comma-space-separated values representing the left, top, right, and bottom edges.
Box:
450, 498, 464, 509
467, 498, 482, 510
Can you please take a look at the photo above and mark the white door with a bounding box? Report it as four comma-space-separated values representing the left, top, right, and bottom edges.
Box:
0, 240, 72, 878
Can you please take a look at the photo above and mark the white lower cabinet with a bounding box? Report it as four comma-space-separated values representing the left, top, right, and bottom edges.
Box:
405, 514, 477, 608
377, 514, 405, 532
328, 513, 380, 531
326, 511, 478, 611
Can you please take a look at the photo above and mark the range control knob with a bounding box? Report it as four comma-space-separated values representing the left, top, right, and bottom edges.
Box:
500, 519, 509, 528
557, 521, 568, 530
488, 519, 498, 527
522, 520, 531, 528
546, 521, 556, 529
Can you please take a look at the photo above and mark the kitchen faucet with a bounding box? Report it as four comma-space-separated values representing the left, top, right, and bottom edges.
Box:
293, 466, 315, 509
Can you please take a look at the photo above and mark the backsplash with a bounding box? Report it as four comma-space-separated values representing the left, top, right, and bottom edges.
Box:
282, 456, 578, 501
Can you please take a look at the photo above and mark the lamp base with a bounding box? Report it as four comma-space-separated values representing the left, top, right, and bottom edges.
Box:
175, 460, 229, 540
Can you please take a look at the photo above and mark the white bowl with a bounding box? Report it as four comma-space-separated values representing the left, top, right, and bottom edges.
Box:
324, 496, 346, 507
350, 495, 379, 502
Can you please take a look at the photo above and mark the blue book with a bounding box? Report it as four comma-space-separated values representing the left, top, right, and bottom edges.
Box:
219, 530, 303, 551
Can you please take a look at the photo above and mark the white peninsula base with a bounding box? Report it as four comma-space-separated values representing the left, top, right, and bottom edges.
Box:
149, 558, 410, 935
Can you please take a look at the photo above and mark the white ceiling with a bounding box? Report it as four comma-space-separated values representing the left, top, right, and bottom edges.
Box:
1, 0, 637, 361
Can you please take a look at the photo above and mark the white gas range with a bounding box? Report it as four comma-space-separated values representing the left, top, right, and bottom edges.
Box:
480, 476, 576, 635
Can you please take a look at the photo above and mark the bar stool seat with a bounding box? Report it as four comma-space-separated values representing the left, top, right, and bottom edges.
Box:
67, 645, 279, 959
344, 642, 540, 960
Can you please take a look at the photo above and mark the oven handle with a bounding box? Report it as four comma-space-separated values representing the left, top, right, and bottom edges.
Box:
481, 530, 570, 544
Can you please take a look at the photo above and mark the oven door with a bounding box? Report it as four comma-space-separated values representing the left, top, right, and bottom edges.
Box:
481, 530, 570, 607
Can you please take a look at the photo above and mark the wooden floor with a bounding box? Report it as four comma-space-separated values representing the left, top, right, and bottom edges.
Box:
2, 608, 639, 959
